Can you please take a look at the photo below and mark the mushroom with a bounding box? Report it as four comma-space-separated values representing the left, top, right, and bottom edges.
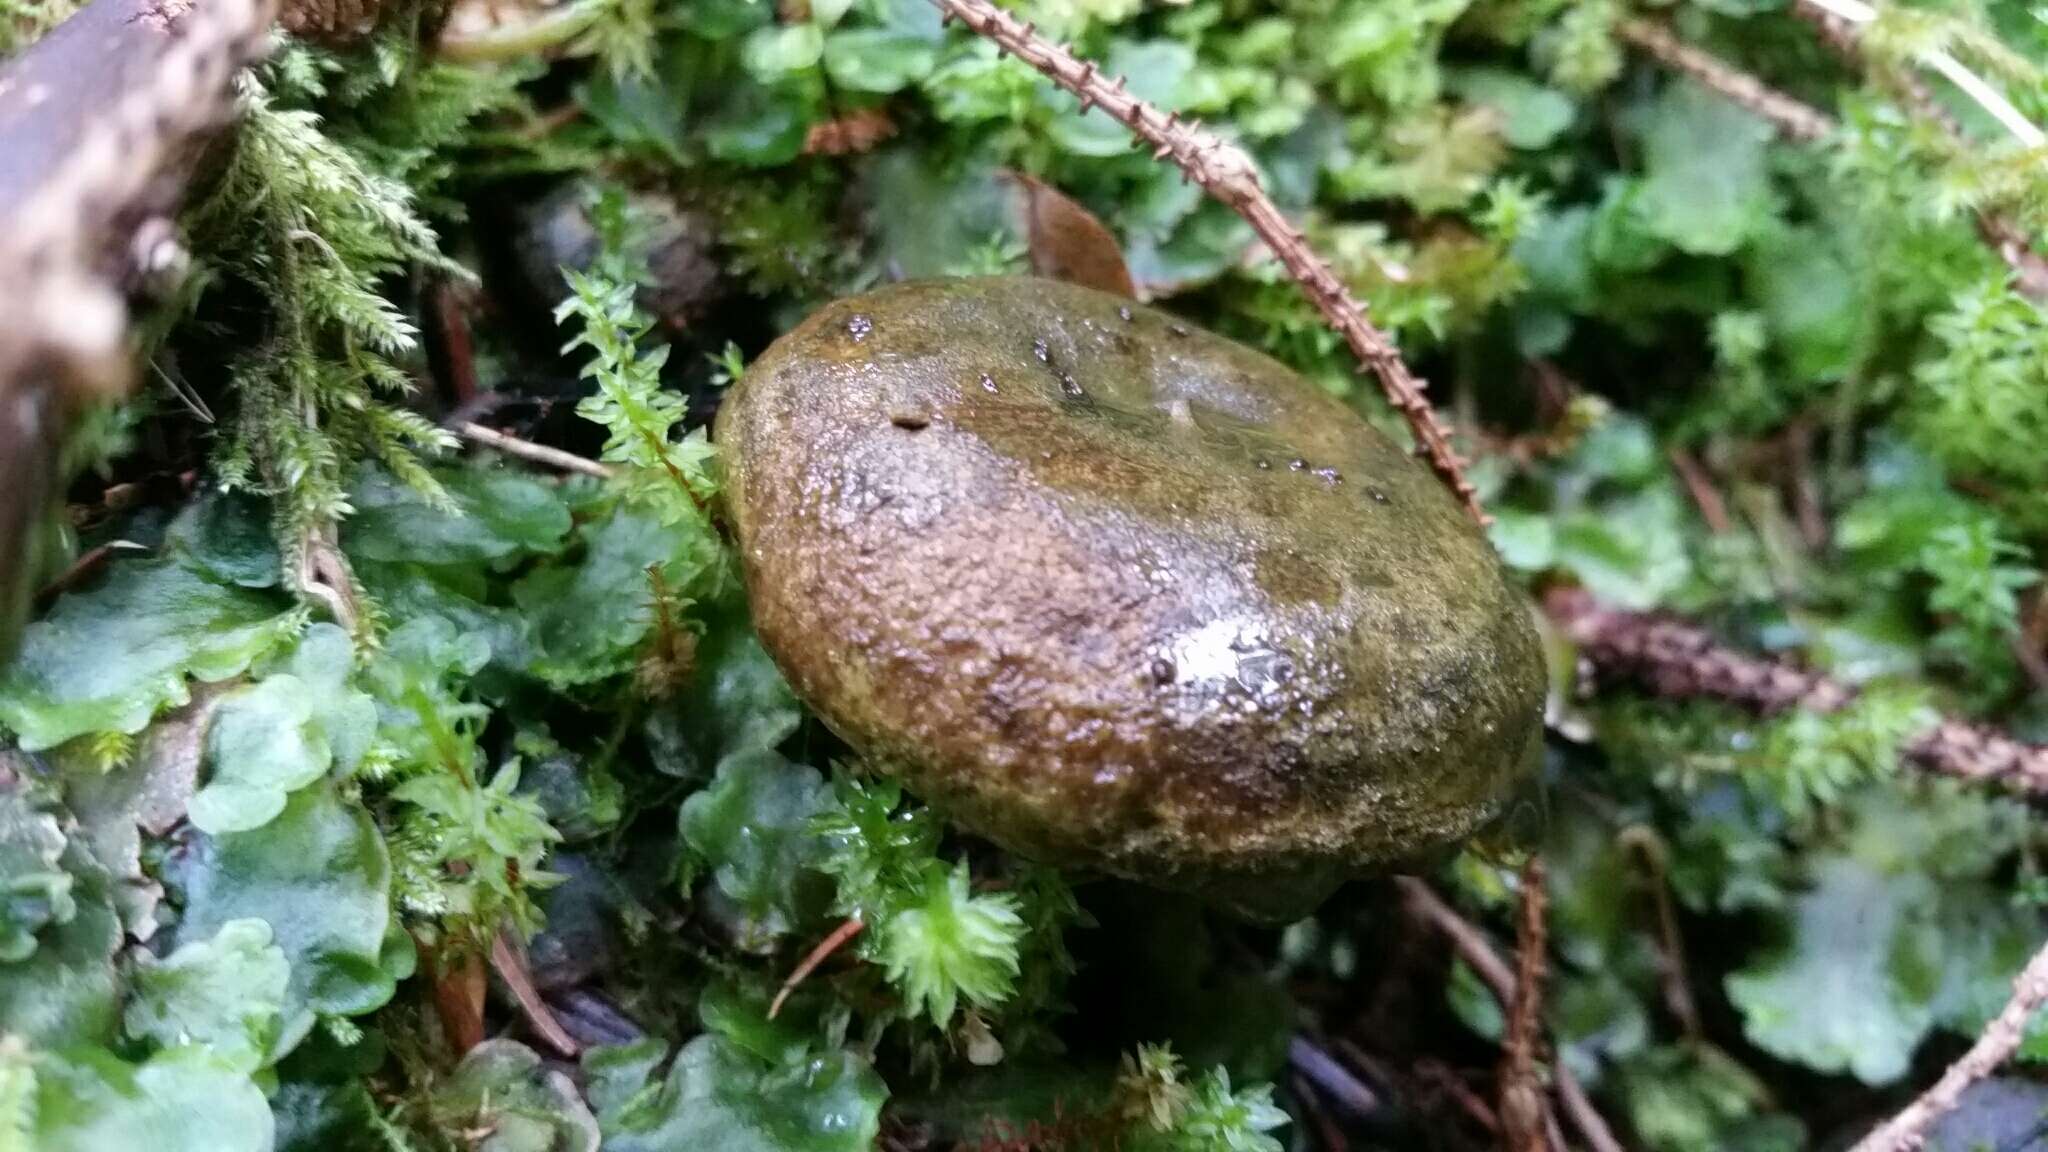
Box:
715, 276, 1544, 920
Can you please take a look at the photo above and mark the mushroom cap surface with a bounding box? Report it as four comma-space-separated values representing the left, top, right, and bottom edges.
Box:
716, 276, 1544, 919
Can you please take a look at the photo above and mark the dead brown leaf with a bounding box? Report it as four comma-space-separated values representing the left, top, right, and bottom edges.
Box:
1000, 170, 1135, 299
803, 108, 898, 157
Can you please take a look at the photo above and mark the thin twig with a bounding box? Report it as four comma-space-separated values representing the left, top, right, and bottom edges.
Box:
491, 930, 583, 1057
1500, 858, 1553, 1152
926, 0, 1485, 524
1617, 18, 1837, 142
1547, 587, 2048, 796
35, 541, 147, 606
457, 421, 614, 479
1395, 877, 1631, 1152
1399, 877, 1515, 997
1793, 0, 2044, 145
1288, 1034, 1383, 1119
1667, 448, 1733, 537
1783, 0, 2048, 296
1555, 1071, 1628, 1152
1616, 827, 1702, 1039
1847, 936, 2048, 1152
1291, 1072, 1351, 1152
769, 917, 865, 1019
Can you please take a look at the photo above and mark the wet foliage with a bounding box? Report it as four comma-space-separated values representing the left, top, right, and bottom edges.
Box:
6, 0, 2048, 1148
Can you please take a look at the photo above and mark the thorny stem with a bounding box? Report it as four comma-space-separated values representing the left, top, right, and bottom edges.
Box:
1500, 857, 1553, 1152
926, 0, 1487, 525
1617, 18, 1837, 142
1547, 588, 2048, 797
1847, 936, 2048, 1152
1395, 877, 1631, 1152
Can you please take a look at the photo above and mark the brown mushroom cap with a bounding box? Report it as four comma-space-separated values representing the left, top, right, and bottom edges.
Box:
716, 276, 1544, 919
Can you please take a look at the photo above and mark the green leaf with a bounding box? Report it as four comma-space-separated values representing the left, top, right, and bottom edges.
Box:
352, 558, 535, 683
877, 860, 1024, 1027
1551, 489, 1692, 610
190, 631, 377, 834
1725, 855, 1935, 1085
679, 750, 833, 948
433, 1040, 601, 1152
0, 834, 121, 1048
1745, 225, 1863, 383
345, 464, 573, 569
0, 791, 72, 962
27, 1046, 273, 1152
1627, 83, 1777, 256
1613, 1045, 1802, 1152
359, 616, 493, 772
169, 784, 395, 1056
741, 23, 825, 79
1123, 1061, 1289, 1152
703, 81, 815, 166
390, 761, 560, 884
165, 492, 282, 589
513, 501, 722, 687
1449, 67, 1574, 149
823, 28, 936, 93
584, 1033, 885, 1152
123, 919, 289, 1072
0, 556, 299, 751
652, 598, 800, 778
697, 979, 819, 1065
1487, 509, 1556, 571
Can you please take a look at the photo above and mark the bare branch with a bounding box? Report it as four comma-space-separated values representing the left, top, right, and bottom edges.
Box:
1547, 588, 2048, 797
1618, 18, 1837, 142
456, 421, 615, 479
1848, 936, 2048, 1152
925, 0, 1486, 524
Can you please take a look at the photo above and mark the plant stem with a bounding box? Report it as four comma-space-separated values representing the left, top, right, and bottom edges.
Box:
1617, 17, 1837, 142
925, 0, 1486, 524
1848, 936, 2048, 1152
1396, 877, 1631, 1152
